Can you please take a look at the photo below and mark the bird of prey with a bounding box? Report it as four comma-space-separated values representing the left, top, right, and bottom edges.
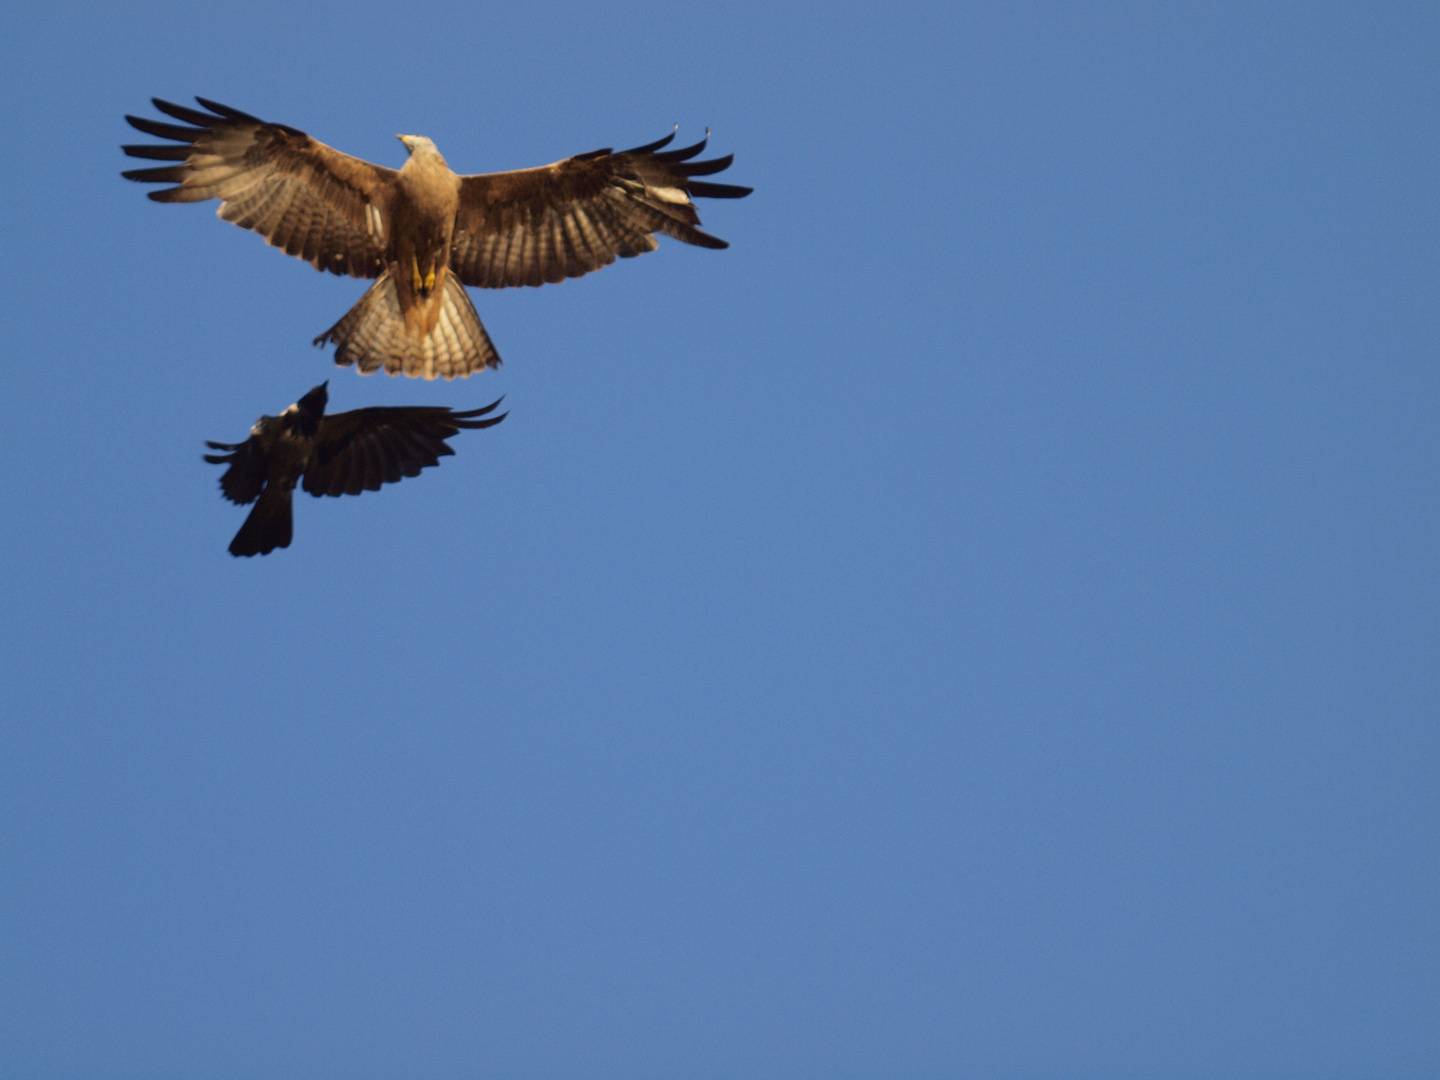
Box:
123, 98, 751, 380
204, 382, 506, 557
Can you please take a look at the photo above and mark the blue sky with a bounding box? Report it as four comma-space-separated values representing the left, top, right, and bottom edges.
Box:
1, 2, 1435, 1077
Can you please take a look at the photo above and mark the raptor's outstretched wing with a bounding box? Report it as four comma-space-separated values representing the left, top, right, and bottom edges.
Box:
123, 97, 395, 278
451, 131, 751, 289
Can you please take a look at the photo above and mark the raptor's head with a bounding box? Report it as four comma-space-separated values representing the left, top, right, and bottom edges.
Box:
397, 134, 442, 160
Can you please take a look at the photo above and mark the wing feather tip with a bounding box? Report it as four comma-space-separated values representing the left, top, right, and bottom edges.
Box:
688, 181, 753, 199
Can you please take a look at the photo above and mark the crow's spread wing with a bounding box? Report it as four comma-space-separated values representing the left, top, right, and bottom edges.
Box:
204, 434, 267, 505
450, 131, 751, 289
123, 98, 395, 278
302, 400, 507, 497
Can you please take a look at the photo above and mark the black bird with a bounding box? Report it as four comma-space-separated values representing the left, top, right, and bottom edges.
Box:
204, 382, 506, 556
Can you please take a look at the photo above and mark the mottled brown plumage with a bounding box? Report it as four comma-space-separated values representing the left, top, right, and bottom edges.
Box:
123, 98, 751, 379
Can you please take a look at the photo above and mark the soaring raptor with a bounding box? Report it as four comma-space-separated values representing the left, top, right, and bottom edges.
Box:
204, 382, 506, 556
123, 98, 751, 379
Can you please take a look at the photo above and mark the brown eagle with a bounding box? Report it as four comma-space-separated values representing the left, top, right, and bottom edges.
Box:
123, 98, 751, 380
204, 382, 506, 556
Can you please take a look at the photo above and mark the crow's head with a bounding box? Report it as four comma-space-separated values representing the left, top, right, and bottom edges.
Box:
296, 382, 329, 418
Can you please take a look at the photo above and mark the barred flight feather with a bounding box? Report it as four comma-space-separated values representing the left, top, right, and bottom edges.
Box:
126, 99, 749, 375
315, 268, 500, 380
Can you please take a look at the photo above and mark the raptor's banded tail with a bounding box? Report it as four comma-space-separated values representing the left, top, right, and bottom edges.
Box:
315, 268, 501, 380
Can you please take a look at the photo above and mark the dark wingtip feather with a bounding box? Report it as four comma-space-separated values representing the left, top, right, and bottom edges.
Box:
653, 136, 709, 163
453, 411, 508, 430
687, 181, 753, 199
450, 396, 508, 429
622, 127, 678, 156
193, 97, 262, 123
122, 143, 191, 161
125, 114, 183, 138
151, 96, 197, 115
680, 153, 734, 177
123, 115, 201, 142
451, 396, 505, 421
121, 164, 187, 183
151, 98, 218, 127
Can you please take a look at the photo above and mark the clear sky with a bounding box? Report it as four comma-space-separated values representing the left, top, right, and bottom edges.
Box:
1, 2, 1435, 1077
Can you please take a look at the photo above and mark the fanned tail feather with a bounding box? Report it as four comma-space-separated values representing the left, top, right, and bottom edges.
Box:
230, 484, 294, 557
314, 268, 501, 380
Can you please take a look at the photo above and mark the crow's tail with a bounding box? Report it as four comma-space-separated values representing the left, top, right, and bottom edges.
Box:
229, 483, 294, 557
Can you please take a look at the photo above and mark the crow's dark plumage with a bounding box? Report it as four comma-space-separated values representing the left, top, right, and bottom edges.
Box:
204, 382, 506, 556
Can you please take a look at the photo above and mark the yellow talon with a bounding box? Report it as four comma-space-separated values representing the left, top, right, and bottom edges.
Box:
411, 257, 424, 293
424, 267, 436, 292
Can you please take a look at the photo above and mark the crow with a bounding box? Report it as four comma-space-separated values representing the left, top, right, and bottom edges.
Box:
204, 382, 506, 556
